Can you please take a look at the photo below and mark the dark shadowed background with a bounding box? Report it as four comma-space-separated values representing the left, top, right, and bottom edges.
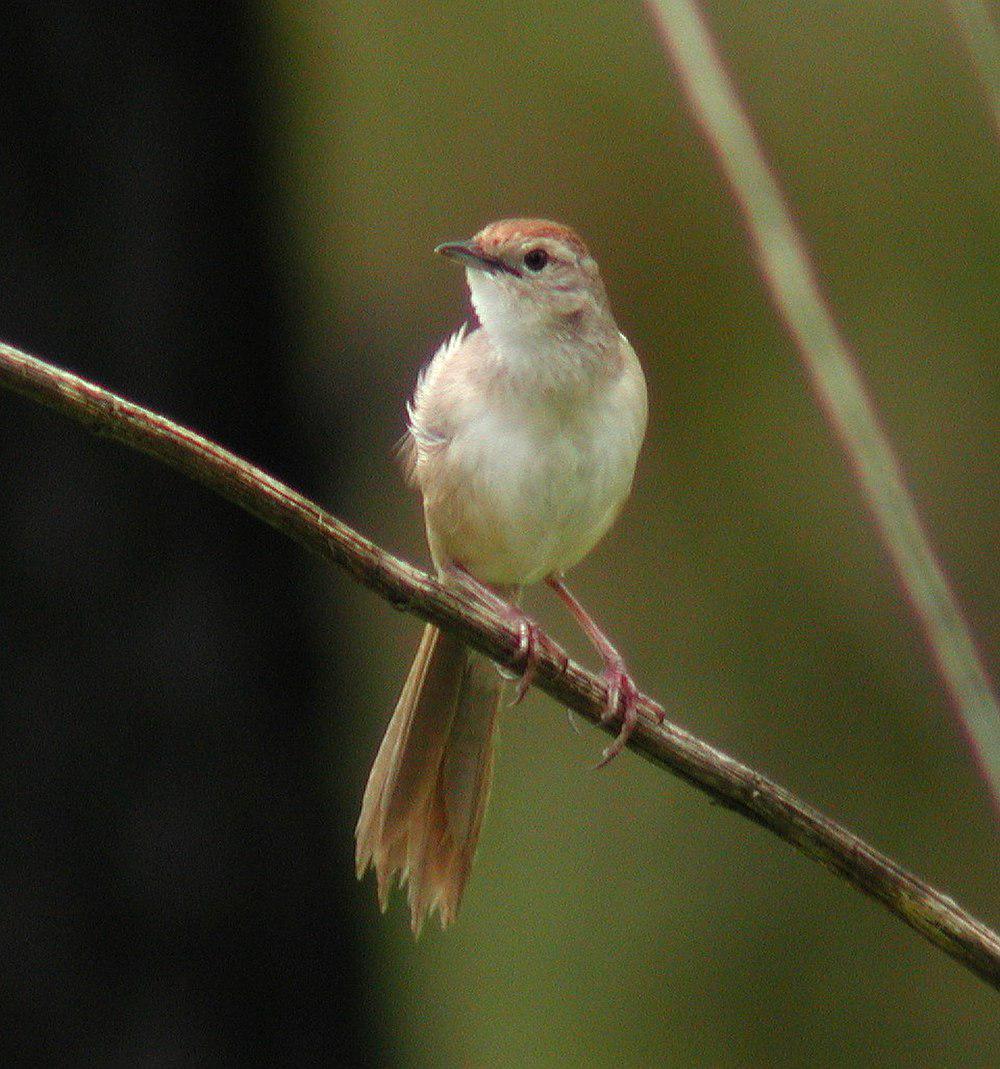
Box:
0, 5, 376, 1065
0, 2, 997, 1066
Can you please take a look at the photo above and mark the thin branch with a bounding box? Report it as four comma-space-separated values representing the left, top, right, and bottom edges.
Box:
646, 0, 1000, 811
1, 339, 998, 990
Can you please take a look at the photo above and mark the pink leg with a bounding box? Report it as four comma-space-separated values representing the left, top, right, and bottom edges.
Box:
444, 563, 542, 705
546, 575, 652, 766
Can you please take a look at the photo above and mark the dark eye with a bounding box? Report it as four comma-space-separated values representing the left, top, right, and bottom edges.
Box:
522, 248, 548, 271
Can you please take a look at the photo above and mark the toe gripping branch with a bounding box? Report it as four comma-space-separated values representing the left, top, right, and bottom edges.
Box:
443, 563, 544, 705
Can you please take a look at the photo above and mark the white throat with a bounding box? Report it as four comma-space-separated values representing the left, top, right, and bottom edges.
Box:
466, 268, 616, 389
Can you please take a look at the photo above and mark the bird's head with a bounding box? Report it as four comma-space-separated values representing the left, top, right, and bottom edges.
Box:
436, 219, 612, 344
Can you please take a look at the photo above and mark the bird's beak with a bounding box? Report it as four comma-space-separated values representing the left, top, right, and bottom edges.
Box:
435, 240, 518, 276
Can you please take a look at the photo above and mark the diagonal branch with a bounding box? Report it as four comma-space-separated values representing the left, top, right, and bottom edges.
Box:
1, 338, 998, 990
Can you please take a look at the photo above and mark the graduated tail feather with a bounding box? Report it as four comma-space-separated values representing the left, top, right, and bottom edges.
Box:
355, 623, 501, 933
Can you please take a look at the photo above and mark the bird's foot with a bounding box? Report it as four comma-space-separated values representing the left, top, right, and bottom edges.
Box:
594, 658, 642, 768
506, 617, 543, 706
443, 563, 541, 705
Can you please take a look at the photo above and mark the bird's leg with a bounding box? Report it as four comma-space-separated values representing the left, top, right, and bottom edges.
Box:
443, 563, 541, 705
546, 575, 652, 766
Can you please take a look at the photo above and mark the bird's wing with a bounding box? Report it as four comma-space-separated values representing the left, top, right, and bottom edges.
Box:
397, 323, 480, 485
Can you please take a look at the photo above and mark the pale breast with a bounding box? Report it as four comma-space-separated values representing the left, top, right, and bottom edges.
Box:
417, 347, 646, 585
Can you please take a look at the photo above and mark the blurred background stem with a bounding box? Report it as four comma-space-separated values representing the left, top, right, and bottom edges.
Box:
942, 0, 1000, 136
647, 0, 1000, 811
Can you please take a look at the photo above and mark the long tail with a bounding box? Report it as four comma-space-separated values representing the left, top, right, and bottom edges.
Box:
355, 623, 501, 933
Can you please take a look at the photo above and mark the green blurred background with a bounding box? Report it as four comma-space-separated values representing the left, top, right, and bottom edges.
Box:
266, 1, 997, 1065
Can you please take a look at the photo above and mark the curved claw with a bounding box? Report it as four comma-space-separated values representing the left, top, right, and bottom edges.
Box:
443, 563, 542, 706
508, 619, 542, 706
594, 663, 641, 769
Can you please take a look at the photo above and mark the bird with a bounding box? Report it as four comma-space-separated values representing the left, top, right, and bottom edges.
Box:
355, 218, 648, 933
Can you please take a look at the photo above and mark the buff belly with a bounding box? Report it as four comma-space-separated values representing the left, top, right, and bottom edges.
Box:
421, 399, 640, 586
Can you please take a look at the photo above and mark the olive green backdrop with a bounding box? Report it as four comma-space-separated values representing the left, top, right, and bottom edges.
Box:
266, 2, 997, 1065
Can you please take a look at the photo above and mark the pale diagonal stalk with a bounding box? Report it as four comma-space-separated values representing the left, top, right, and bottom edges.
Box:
646, 0, 1000, 810
942, 0, 1000, 136
1, 337, 999, 988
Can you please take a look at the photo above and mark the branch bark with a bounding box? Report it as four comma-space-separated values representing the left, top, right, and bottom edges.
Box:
1, 338, 998, 991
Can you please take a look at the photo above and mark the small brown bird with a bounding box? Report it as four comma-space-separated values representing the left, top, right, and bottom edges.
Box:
355, 219, 648, 932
